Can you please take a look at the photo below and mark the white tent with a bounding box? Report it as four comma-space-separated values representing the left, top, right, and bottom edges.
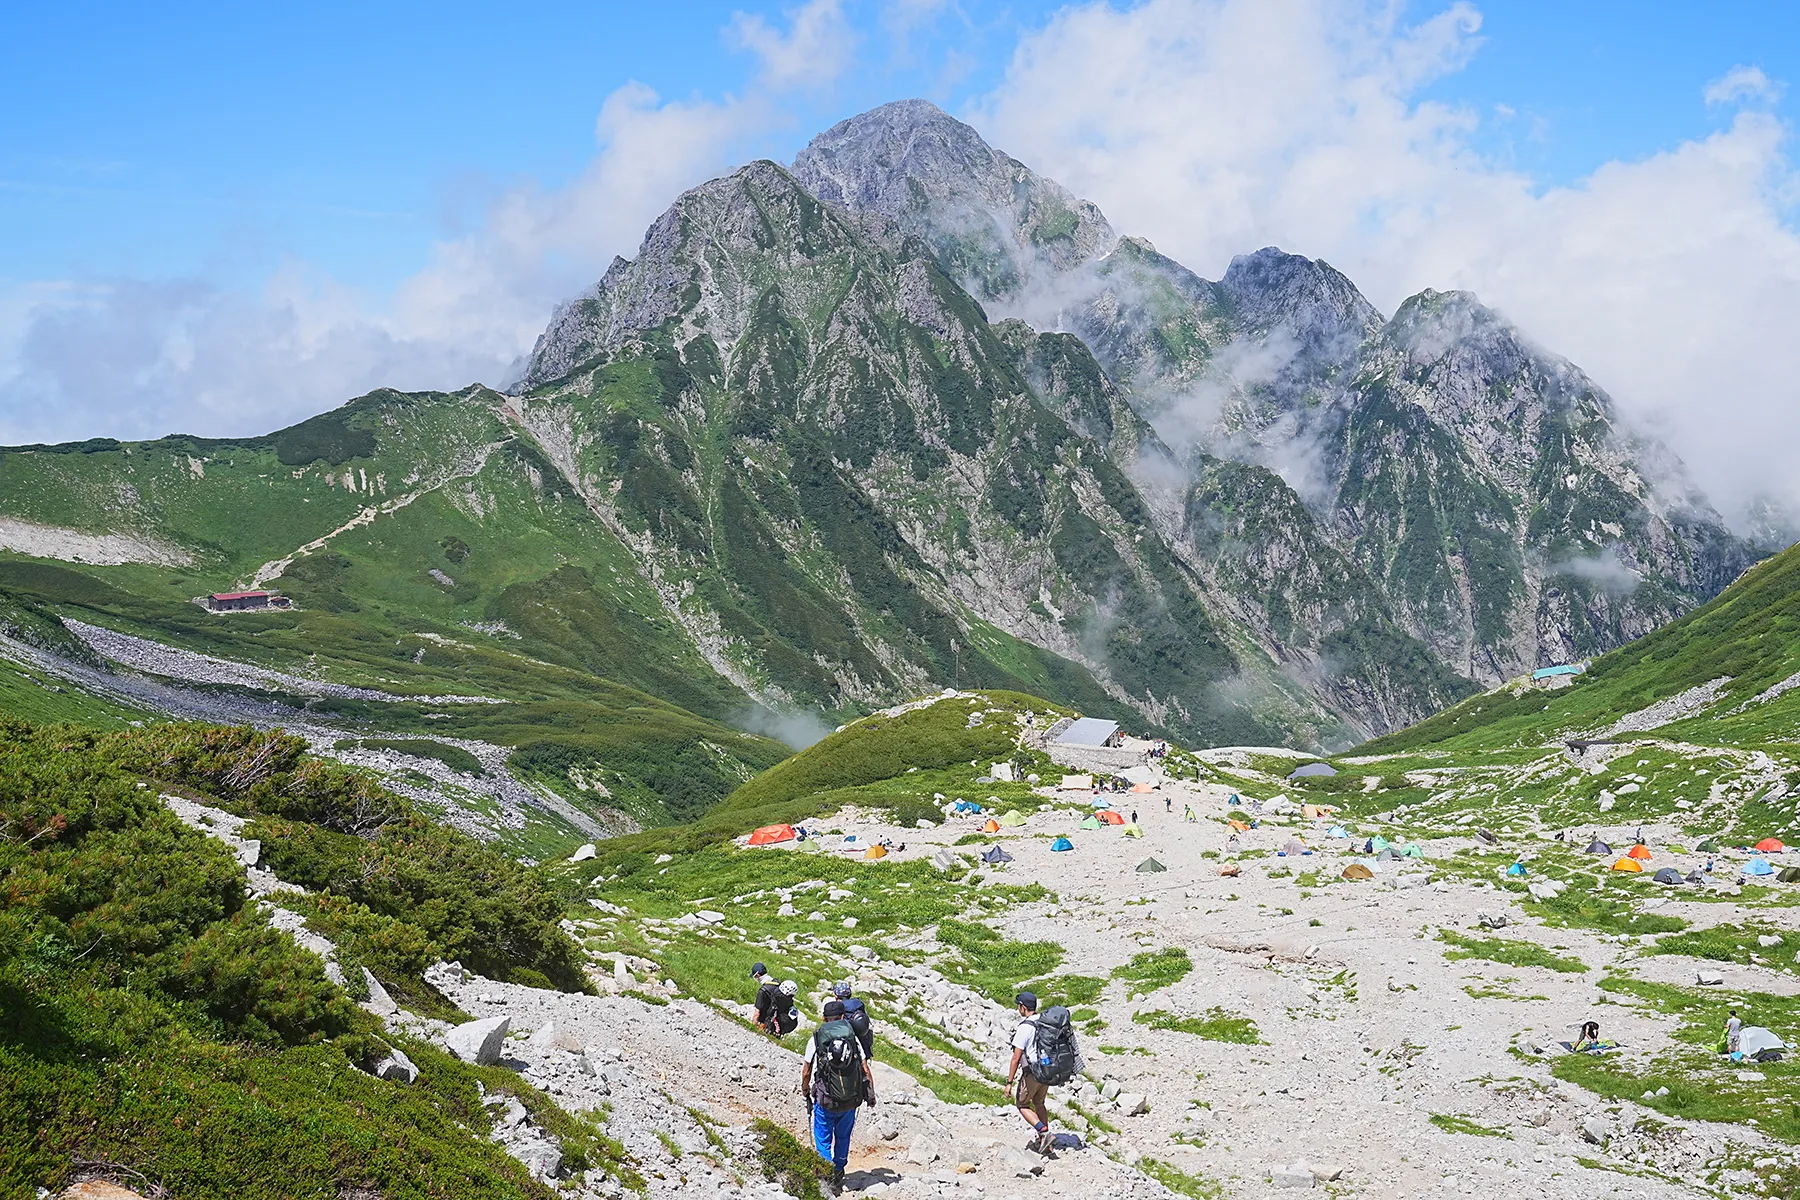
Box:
1120, 765, 1159, 785
1742, 1026, 1787, 1061
1058, 774, 1093, 791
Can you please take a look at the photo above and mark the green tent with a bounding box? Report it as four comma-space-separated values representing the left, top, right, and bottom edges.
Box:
1370, 835, 1392, 853
1696, 838, 1719, 853
998, 811, 1028, 827
1122, 823, 1144, 838
1401, 843, 1426, 858
1135, 858, 1167, 873
1079, 816, 1102, 830
1778, 866, 1800, 883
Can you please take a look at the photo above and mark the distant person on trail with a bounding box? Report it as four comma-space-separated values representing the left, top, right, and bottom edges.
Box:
834, 981, 875, 1058
775, 980, 800, 1036
1726, 1008, 1743, 1054
1006, 991, 1080, 1156
1131, 810, 1139, 825
802, 999, 875, 1195
1165, 796, 1173, 813
1187, 804, 1199, 825
752, 963, 782, 1035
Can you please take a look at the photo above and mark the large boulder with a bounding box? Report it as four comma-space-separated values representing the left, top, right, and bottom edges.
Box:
446, 1015, 510, 1065
372, 1046, 418, 1084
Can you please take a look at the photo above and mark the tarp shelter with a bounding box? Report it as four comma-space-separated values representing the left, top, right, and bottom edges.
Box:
1099, 810, 1126, 826
1050, 836, 1075, 852
1328, 825, 1350, 838
980, 846, 1014, 865
1652, 867, 1684, 884
863, 844, 889, 860
1741, 1027, 1787, 1061
1079, 816, 1102, 830
1342, 863, 1374, 881
1282, 838, 1307, 856
749, 824, 796, 846
983, 819, 1000, 833
1401, 843, 1426, 858
1757, 838, 1786, 853
998, 811, 1027, 827
1054, 717, 1122, 748
1610, 858, 1643, 873
1122, 823, 1144, 838
1229, 819, 1251, 833
1585, 840, 1612, 855
1129, 783, 1155, 794
1746, 858, 1776, 877
1779, 867, 1800, 883
1059, 774, 1093, 791
1627, 844, 1653, 860
1121, 765, 1158, 785
1135, 857, 1168, 873
1696, 838, 1719, 852
1289, 762, 1337, 779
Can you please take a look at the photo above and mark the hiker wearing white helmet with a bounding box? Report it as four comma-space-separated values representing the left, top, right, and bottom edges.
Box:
775, 980, 801, 1036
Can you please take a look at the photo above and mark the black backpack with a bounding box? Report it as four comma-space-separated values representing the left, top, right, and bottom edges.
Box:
1027, 1006, 1080, 1085
844, 1000, 874, 1056
813, 1020, 864, 1110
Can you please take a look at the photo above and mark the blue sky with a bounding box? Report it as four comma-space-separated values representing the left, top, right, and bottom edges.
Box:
3, 1, 1799, 518
5, 2, 1792, 301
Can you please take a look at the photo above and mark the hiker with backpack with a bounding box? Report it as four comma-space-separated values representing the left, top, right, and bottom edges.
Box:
834, 981, 875, 1058
801, 999, 875, 1195
775, 980, 801, 1036
751, 963, 783, 1036
1005, 991, 1079, 1155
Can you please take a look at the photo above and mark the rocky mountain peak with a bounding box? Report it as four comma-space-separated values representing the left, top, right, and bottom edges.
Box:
793, 99, 1114, 303
1219, 247, 1383, 356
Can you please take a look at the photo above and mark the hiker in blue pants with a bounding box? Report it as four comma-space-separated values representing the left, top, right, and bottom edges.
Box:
801, 999, 875, 1195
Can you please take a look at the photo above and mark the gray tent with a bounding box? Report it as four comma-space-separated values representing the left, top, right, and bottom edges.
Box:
1652, 867, 1684, 885
1288, 762, 1337, 779
1135, 858, 1168, 873
1584, 839, 1611, 855
1741, 1026, 1786, 1061
980, 846, 1014, 865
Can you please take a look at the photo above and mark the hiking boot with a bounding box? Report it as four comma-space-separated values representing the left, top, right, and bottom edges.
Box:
831, 1165, 845, 1193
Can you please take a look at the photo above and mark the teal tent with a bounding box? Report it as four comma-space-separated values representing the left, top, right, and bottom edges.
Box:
1051, 836, 1074, 852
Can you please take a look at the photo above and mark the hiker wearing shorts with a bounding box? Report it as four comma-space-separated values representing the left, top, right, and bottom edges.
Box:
1727, 1009, 1743, 1054
802, 999, 875, 1195
1005, 991, 1056, 1155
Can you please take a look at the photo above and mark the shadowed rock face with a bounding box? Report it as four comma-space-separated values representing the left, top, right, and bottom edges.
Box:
511, 99, 1754, 743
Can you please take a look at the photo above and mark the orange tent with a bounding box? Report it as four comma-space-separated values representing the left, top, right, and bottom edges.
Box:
863, 844, 889, 860
1099, 810, 1126, 825
1219, 863, 1241, 877
1229, 819, 1251, 832
1129, 782, 1155, 794
748, 824, 796, 846
1627, 844, 1653, 860
983, 818, 1001, 833
1610, 857, 1643, 872
1756, 838, 1786, 853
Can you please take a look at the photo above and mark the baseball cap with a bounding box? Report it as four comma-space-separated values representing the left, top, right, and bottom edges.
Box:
823, 1000, 847, 1019
751, 962, 768, 978
1015, 990, 1038, 1011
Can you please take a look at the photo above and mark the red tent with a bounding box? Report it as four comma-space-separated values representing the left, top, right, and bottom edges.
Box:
1756, 838, 1786, 853
748, 824, 796, 846
1098, 810, 1125, 825
1627, 844, 1652, 860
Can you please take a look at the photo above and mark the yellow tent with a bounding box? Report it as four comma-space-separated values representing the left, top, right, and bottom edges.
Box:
1121, 823, 1144, 838
1342, 863, 1374, 880
863, 844, 889, 860
1610, 857, 1643, 873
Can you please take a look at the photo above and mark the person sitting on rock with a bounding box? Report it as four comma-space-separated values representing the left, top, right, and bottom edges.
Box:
751, 963, 782, 1036
802, 999, 875, 1195
834, 981, 875, 1059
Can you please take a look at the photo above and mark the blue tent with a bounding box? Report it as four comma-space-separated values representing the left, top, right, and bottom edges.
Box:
1746, 857, 1776, 877
1327, 825, 1350, 839
1506, 862, 1528, 877
1050, 836, 1075, 852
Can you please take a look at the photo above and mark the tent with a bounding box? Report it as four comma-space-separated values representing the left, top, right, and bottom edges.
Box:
1506, 862, 1528, 877
1610, 857, 1644, 873
800, 838, 824, 853
1129, 783, 1156, 794
1585, 839, 1612, 855
1627, 844, 1653, 860
1401, 843, 1426, 858
748, 824, 796, 846
1652, 866, 1684, 884
1135, 857, 1167, 873
1756, 838, 1786, 853
1079, 816, 1103, 831
1122, 823, 1145, 838
1327, 825, 1350, 839
1219, 863, 1240, 877
1281, 837, 1307, 856
1778, 866, 1800, 883
998, 811, 1027, 827
1696, 838, 1719, 853
1059, 774, 1093, 791
1121, 765, 1158, 785
1099, 810, 1126, 826
980, 846, 1014, 865
1229, 819, 1251, 833
1289, 762, 1337, 779
1376, 847, 1400, 862
1302, 803, 1336, 819
863, 844, 890, 860
1741, 1027, 1787, 1061
983, 819, 1001, 833
1342, 863, 1374, 881
1050, 836, 1075, 852
1745, 858, 1776, 877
